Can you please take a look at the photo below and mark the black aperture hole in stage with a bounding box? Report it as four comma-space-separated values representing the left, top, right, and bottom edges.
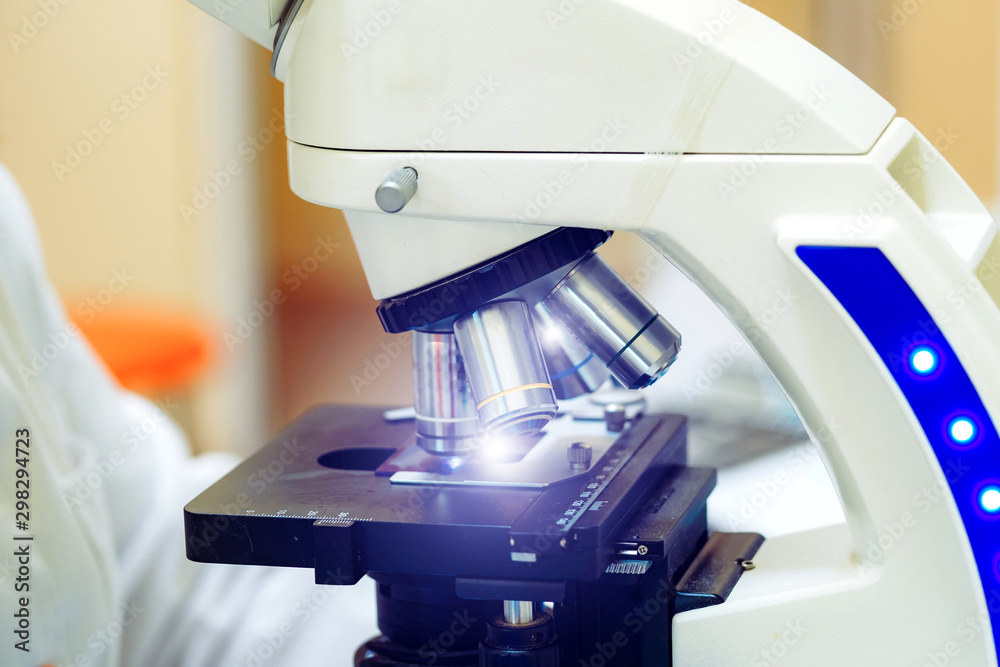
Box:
317, 448, 394, 471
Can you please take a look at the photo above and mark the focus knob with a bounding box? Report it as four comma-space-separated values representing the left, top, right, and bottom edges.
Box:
568, 442, 593, 472
375, 167, 418, 213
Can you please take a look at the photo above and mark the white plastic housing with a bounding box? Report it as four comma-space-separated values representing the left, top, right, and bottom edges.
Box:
278, 0, 894, 155
189, 0, 288, 48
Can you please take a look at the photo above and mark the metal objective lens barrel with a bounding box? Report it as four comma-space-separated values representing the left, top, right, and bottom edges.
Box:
453, 301, 558, 437
413, 331, 482, 455
532, 305, 609, 400
543, 252, 681, 390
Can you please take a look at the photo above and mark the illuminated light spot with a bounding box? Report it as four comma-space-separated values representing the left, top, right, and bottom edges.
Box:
949, 417, 978, 445
980, 487, 1000, 514
909, 347, 939, 375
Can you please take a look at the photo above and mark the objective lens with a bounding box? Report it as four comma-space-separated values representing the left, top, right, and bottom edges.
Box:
453, 301, 558, 437
543, 252, 681, 390
533, 305, 609, 400
412, 331, 482, 455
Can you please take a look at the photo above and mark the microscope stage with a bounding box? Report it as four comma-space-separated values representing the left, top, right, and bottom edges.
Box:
184, 406, 712, 585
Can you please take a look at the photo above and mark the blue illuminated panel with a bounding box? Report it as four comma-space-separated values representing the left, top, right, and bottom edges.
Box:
798, 246, 1000, 657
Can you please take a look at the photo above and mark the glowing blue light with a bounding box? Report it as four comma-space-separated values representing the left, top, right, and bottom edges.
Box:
980, 487, 1000, 514
950, 417, 979, 445
909, 346, 939, 375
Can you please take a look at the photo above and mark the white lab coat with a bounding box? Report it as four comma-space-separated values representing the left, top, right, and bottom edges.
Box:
0, 164, 376, 667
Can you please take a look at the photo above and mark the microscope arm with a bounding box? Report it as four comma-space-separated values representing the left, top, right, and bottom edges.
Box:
196, 0, 1000, 663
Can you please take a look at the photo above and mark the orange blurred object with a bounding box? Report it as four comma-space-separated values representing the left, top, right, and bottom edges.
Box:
67, 304, 213, 394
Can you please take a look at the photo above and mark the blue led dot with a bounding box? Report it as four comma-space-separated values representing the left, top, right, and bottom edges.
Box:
949, 417, 979, 445
980, 486, 1000, 514
909, 346, 939, 375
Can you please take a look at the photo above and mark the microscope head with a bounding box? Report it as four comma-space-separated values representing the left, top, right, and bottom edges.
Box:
185, 0, 889, 446
188, 0, 894, 294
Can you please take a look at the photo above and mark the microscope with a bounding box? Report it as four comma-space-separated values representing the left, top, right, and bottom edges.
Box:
184, 1, 1000, 664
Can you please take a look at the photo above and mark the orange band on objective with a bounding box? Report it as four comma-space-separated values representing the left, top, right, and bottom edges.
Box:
477, 384, 553, 410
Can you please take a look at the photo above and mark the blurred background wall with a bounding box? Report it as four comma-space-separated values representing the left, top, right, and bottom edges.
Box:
0, 0, 997, 453
0, 0, 272, 453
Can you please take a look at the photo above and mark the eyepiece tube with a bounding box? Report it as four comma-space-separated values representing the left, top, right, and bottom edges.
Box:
532, 305, 609, 400
543, 252, 681, 390
413, 331, 482, 455
453, 301, 558, 438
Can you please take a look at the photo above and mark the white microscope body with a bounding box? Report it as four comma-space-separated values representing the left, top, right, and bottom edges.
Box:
191, 0, 1000, 664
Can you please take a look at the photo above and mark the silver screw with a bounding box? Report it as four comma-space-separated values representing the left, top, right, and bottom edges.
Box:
568, 442, 593, 471
637, 545, 648, 556
375, 167, 418, 213
741, 560, 756, 571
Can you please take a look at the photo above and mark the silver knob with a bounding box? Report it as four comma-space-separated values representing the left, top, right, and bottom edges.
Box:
604, 404, 627, 433
568, 442, 593, 471
375, 167, 418, 213
503, 600, 535, 626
